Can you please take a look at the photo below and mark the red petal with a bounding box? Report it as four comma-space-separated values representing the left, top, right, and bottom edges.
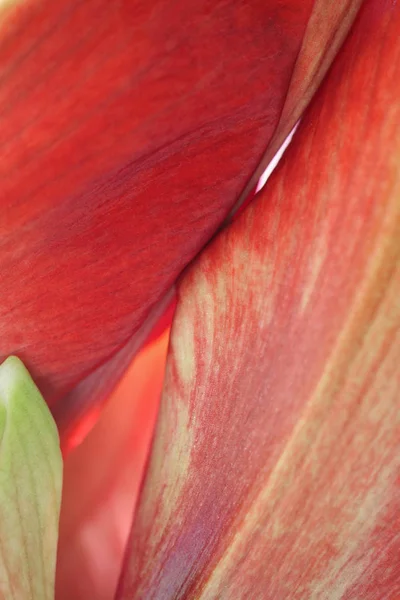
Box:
118, 1, 400, 597
1, 0, 314, 414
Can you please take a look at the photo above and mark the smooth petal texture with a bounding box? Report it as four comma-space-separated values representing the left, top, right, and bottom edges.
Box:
118, 1, 400, 598
0, 357, 62, 600
56, 330, 169, 600
0, 0, 315, 413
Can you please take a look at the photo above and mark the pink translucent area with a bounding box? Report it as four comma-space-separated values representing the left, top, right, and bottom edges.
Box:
255, 122, 299, 193
229, 122, 300, 222
55, 330, 170, 600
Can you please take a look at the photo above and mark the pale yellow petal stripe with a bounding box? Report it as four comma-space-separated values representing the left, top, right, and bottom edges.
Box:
0, 357, 62, 600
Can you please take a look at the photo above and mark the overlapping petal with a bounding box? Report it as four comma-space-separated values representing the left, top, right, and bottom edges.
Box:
118, 1, 400, 597
1, 0, 316, 417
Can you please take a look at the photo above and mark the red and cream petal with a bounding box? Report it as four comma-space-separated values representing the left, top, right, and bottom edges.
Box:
118, 1, 400, 597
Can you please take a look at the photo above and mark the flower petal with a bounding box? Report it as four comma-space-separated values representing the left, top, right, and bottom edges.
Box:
1, 0, 314, 414
118, 1, 400, 597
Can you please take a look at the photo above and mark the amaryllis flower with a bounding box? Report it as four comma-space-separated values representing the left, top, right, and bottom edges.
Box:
1, 0, 399, 597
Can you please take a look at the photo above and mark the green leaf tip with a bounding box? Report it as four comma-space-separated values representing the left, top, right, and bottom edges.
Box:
0, 356, 62, 600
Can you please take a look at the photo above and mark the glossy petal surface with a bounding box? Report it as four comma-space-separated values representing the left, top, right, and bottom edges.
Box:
118, 1, 400, 598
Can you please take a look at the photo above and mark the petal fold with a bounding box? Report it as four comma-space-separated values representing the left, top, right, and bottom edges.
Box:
229, 0, 363, 217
